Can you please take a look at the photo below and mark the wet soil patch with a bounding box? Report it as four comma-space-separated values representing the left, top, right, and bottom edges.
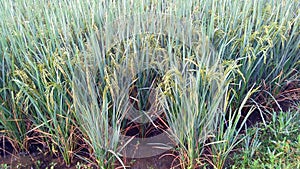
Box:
118, 150, 180, 169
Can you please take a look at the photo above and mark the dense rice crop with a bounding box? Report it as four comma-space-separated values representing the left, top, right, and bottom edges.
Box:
0, 0, 299, 168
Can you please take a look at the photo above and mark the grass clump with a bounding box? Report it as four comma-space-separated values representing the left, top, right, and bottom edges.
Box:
231, 109, 300, 169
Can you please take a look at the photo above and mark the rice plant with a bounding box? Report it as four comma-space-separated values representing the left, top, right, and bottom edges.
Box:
0, 0, 101, 166
195, 0, 300, 111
